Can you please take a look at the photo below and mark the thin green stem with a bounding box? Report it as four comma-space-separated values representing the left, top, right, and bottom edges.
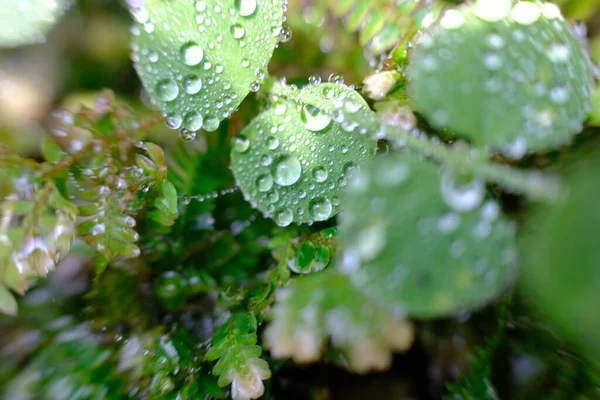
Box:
265, 76, 561, 203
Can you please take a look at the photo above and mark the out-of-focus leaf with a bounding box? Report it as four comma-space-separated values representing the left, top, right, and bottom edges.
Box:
520, 148, 600, 367
338, 152, 517, 318
407, 1, 593, 156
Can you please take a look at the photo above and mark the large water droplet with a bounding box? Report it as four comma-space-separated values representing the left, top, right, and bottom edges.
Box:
165, 112, 183, 129
267, 136, 279, 150
233, 135, 250, 153
231, 23, 245, 39
256, 174, 273, 192
312, 166, 328, 182
271, 154, 302, 186
547, 43, 570, 63
183, 112, 203, 131
155, 79, 179, 101
275, 208, 293, 227
180, 42, 204, 66
203, 116, 220, 132
309, 198, 332, 221
183, 75, 202, 94
301, 105, 331, 132
235, 0, 257, 17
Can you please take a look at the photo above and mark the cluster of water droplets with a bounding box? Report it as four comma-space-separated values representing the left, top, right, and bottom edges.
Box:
337, 153, 518, 318
130, 0, 285, 138
406, 0, 594, 157
230, 82, 377, 226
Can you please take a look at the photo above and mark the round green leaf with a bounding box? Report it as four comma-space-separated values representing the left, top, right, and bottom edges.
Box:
520, 149, 600, 366
0, 0, 68, 48
338, 152, 518, 318
230, 83, 377, 226
131, 0, 284, 133
406, 1, 593, 156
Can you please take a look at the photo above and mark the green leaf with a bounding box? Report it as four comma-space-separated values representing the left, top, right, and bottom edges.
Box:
338, 152, 518, 318
42, 135, 66, 163
149, 181, 179, 227
520, 148, 600, 367
131, 0, 284, 133
406, 0, 593, 156
0, 0, 68, 48
230, 83, 377, 226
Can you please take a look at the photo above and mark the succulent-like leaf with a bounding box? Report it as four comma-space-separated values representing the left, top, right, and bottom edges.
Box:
407, 0, 593, 156
338, 152, 518, 318
131, 0, 284, 133
230, 83, 377, 226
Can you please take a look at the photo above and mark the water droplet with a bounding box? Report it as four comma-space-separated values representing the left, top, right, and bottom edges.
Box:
256, 174, 273, 192
308, 75, 321, 85
328, 74, 344, 84
323, 86, 335, 99
483, 53, 503, 70
272, 100, 287, 115
485, 33, 504, 49
180, 129, 197, 141
440, 10, 465, 30
183, 75, 202, 94
502, 136, 527, 159
235, 0, 257, 17
165, 112, 182, 129
271, 154, 302, 186
250, 81, 261, 92
547, 43, 570, 63
155, 79, 179, 101
312, 166, 328, 182
260, 154, 272, 166
275, 208, 293, 227
196, 0, 207, 12
180, 42, 204, 66
267, 136, 279, 150
233, 135, 250, 153
268, 190, 279, 203
279, 25, 292, 43
231, 23, 245, 39
183, 112, 203, 131
440, 170, 485, 213
301, 105, 331, 132
356, 221, 387, 261
203, 116, 220, 132
437, 213, 461, 234
549, 86, 570, 104
309, 198, 332, 221
511, 1, 541, 25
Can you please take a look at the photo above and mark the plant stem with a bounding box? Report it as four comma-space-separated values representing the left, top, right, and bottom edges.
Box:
265, 76, 561, 203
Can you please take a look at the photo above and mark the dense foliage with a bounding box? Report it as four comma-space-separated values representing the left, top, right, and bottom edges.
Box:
1, 0, 600, 399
